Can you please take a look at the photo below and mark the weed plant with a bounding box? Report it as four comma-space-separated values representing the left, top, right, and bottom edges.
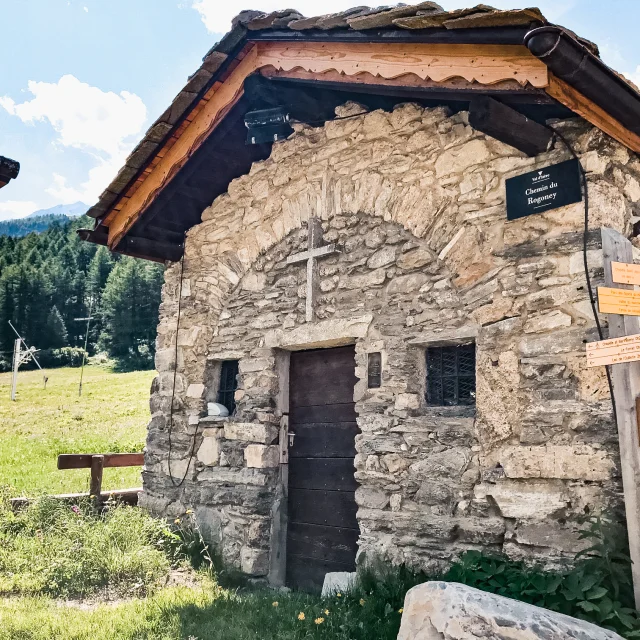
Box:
0, 492, 173, 598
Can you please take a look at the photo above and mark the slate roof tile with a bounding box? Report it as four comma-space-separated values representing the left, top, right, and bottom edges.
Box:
347, 2, 444, 30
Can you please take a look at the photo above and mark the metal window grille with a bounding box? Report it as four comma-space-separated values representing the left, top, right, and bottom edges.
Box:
217, 360, 239, 414
426, 343, 476, 407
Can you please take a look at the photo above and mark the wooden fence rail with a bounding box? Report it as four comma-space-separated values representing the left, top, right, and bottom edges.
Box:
11, 452, 143, 510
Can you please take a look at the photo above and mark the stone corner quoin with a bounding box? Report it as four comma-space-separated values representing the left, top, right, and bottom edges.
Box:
141, 101, 640, 579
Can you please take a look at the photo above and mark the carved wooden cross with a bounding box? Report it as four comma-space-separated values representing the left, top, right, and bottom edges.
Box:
287, 217, 338, 322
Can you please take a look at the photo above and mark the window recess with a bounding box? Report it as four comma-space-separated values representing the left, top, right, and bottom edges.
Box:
426, 343, 476, 407
217, 360, 239, 415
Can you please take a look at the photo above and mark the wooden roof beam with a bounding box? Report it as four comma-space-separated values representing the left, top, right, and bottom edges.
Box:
104, 41, 550, 250
469, 96, 553, 156
546, 74, 640, 153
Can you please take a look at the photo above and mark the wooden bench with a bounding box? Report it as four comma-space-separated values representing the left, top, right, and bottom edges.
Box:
57, 453, 144, 502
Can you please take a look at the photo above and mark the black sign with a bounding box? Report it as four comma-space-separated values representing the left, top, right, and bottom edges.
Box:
368, 352, 382, 388
505, 159, 582, 221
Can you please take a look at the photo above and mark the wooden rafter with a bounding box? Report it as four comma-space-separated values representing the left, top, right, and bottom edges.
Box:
546, 74, 640, 153
256, 41, 548, 88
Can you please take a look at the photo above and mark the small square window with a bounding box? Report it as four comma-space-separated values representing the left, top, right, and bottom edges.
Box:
426, 343, 476, 407
217, 360, 239, 414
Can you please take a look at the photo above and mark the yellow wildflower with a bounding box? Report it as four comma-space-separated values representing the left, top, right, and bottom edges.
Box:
186, 509, 193, 514
272, 602, 279, 607
297, 612, 305, 621
336, 593, 342, 598
324, 609, 330, 615
360, 599, 366, 606
398, 608, 404, 614
174, 518, 181, 524
314, 617, 325, 625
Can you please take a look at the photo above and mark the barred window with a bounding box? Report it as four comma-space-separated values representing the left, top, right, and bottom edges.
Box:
426, 344, 476, 407
217, 360, 239, 414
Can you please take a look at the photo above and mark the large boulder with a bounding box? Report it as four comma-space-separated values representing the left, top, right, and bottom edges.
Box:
397, 581, 623, 640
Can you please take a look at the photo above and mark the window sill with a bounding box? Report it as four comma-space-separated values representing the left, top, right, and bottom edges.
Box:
420, 405, 476, 419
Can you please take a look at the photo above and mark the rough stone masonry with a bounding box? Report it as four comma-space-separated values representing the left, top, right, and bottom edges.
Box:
140, 101, 640, 580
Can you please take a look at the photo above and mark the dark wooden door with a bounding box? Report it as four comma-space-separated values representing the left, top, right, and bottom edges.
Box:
286, 345, 360, 592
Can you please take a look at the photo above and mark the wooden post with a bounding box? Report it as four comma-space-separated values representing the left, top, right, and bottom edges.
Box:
601, 227, 640, 609
10, 338, 20, 401
89, 455, 104, 504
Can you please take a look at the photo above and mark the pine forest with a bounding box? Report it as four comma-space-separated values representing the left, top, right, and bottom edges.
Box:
0, 216, 164, 371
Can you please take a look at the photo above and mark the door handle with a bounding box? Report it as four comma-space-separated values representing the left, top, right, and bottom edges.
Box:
288, 432, 296, 447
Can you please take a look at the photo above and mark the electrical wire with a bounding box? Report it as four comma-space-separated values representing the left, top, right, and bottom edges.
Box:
167, 239, 198, 488
547, 124, 617, 425
295, 109, 373, 128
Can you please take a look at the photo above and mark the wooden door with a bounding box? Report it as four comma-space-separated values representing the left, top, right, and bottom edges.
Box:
286, 345, 360, 592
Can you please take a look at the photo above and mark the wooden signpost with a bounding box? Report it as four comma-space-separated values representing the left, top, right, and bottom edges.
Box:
595, 228, 640, 609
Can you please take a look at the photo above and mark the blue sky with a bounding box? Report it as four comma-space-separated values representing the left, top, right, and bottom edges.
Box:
0, 0, 639, 221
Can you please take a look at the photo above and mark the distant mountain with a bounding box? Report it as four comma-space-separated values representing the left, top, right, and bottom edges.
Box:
27, 201, 88, 218
0, 202, 89, 237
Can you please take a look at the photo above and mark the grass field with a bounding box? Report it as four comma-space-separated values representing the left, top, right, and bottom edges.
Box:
0, 366, 155, 495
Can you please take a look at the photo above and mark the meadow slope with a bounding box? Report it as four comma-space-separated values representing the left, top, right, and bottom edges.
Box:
0, 366, 154, 495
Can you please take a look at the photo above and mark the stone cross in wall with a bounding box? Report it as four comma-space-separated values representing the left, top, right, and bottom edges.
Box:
287, 217, 338, 322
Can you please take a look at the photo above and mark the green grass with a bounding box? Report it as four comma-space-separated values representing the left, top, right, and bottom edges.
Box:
0, 496, 412, 640
0, 573, 409, 640
1, 366, 638, 638
0, 366, 155, 495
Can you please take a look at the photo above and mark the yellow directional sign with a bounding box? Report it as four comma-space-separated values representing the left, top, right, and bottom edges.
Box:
586, 333, 640, 367
612, 261, 640, 286
598, 287, 640, 316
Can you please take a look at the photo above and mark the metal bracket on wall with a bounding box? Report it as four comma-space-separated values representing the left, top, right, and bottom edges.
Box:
279, 414, 289, 464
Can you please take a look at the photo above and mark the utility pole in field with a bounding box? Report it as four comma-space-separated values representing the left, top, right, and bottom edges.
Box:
74, 296, 95, 397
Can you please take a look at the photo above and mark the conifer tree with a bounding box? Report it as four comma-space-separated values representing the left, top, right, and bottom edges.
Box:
0, 216, 164, 370
45, 305, 68, 349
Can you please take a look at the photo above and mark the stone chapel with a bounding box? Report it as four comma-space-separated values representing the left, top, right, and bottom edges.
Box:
80, 4, 640, 592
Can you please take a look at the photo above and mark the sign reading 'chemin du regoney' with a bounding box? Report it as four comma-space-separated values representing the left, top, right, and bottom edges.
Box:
505, 159, 582, 221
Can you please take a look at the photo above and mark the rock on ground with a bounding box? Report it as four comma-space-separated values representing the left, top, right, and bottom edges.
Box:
397, 581, 623, 640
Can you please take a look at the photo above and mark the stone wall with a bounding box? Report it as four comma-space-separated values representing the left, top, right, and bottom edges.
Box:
141, 101, 640, 580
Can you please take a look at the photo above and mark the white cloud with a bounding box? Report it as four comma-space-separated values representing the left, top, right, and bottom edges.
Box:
0, 74, 147, 204
0, 201, 38, 221
192, 0, 578, 33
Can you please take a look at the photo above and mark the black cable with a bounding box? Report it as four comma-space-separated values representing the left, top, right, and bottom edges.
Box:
296, 109, 372, 128
547, 125, 617, 425
167, 239, 198, 488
